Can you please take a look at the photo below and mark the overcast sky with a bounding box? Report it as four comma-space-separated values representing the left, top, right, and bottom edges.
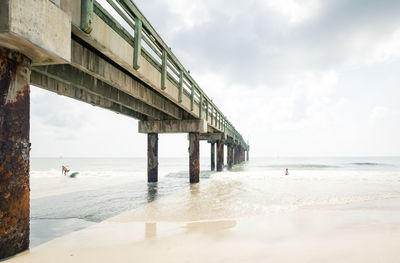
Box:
31, 0, 400, 157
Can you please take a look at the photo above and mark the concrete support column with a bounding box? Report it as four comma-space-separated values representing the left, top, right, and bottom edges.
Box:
210, 142, 215, 171
246, 150, 249, 161
233, 145, 238, 165
189, 133, 199, 183
0, 48, 31, 259
227, 144, 233, 169
147, 133, 158, 182
216, 140, 224, 172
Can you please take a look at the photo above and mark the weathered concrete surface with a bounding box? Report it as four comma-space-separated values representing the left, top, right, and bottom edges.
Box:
0, 0, 71, 65
0, 48, 31, 259
147, 133, 158, 182
69, 39, 182, 120
189, 133, 199, 183
30, 70, 146, 120
210, 142, 215, 171
227, 144, 233, 169
139, 119, 207, 134
32, 64, 170, 121
216, 140, 224, 172
199, 133, 225, 141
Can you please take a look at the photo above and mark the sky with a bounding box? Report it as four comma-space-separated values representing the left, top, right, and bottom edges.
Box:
30, 0, 400, 157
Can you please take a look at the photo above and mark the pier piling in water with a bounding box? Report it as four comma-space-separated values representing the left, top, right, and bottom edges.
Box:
0, 48, 31, 258
147, 133, 158, 182
189, 133, 200, 183
227, 144, 233, 169
210, 142, 215, 171
217, 140, 224, 171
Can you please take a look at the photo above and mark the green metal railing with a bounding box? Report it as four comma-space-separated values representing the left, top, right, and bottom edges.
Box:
81, 0, 248, 149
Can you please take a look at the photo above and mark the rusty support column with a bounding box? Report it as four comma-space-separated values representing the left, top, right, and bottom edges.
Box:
216, 140, 224, 172
189, 133, 199, 183
227, 144, 233, 169
147, 133, 158, 182
210, 142, 215, 171
0, 48, 31, 259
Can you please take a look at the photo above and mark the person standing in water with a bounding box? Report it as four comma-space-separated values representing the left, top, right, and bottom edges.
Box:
285, 168, 289, 176
62, 165, 70, 176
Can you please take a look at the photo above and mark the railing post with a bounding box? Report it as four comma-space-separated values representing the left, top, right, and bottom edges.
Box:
81, 0, 94, 33
206, 100, 209, 121
190, 83, 194, 111
178, 70, 183, 102
199, 93, 203, 118
161, 49, 167, 90
133, 18, 142, 70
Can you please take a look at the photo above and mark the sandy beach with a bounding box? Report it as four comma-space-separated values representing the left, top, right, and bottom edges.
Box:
4, 168, 400, 263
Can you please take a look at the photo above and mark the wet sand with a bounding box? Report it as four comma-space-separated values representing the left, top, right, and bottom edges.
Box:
5, 181, 400, 263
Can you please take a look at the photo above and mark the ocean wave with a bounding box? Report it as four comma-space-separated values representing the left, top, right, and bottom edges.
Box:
349, 162, 392, 166
257, 164, 338, 170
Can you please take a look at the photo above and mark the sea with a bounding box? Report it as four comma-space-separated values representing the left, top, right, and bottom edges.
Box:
30, 156, 400, 247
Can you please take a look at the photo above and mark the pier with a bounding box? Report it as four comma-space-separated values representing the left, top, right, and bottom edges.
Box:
0, 0, 249, 258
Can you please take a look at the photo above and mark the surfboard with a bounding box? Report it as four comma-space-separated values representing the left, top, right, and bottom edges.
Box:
69, 172, 79, 178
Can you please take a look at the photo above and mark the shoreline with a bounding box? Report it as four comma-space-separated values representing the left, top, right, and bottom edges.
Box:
5, 195, 400, 263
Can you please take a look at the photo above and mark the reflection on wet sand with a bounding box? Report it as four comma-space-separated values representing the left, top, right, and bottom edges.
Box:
147, 183, 158, 203
145, 222, 157, 239
186, 220, 236, 233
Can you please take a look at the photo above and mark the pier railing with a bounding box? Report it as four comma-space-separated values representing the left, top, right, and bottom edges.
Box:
88, 0, 247, 149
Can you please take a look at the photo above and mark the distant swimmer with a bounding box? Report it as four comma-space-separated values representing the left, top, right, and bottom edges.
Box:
62, 165, 70, 176
285, 168, 289, 176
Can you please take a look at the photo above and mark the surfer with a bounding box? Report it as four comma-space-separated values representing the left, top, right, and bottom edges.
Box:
62, 165, 70, 176
285, 168, 289, 176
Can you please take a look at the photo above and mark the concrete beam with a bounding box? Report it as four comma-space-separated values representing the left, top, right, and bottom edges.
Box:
200, 133, 226, 141
0, 0, 71, 65
32, 65, 170, 120
139, 119, 207, 134
0, 48, 31, 259
31, 70, 146, 120
70, 39, 183, 120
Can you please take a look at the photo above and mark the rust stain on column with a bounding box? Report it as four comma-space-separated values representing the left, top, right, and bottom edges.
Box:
0, 48, 31, 259
210, 142, 215, 171
189, 132, 199, 183
216, 140, 223, 172
147, 133, 158, 182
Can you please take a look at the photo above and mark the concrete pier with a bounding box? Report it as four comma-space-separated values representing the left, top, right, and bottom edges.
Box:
0, 0, 249, 258
147, 133, 158, 182
217, 140, 224, 172
189, 133, 200, 183
210, 142, 215, 171
0, 48, 31, 258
